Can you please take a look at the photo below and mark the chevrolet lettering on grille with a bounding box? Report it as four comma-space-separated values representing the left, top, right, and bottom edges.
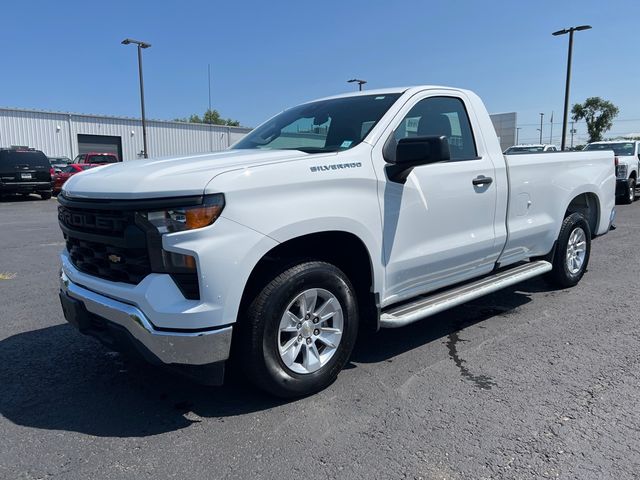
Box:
59, 208, 127, 232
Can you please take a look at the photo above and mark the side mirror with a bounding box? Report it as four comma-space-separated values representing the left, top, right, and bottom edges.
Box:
385, 135, 450, 183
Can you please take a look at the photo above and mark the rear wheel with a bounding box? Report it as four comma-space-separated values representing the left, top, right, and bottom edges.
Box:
40, 191, 52, 200
548, 213, 591, 288
240, 261, 359, 397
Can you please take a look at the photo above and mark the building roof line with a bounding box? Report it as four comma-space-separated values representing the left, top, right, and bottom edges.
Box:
0, 106, 251, 131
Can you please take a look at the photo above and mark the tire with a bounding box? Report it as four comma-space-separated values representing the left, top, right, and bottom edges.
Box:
621, 178, 635, 204
40, 191, 52, 200
240, 261, 359, 398
548, 213, 591, 288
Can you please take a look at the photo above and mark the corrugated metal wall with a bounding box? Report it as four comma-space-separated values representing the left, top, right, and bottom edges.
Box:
0, 107, 252, 161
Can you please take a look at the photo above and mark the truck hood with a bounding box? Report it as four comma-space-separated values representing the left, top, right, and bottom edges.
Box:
61, 150, 308, 199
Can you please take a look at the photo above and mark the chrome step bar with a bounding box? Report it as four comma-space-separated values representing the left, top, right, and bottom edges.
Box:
379, 260, 552, 328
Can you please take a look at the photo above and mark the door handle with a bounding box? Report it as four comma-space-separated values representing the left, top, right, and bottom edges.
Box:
472, 175, 493, 187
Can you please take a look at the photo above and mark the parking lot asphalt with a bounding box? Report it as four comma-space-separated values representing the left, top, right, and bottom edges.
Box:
1, 194, 639, 480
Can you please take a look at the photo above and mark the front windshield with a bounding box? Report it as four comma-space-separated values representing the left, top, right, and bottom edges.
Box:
232, 93, 401, 153
505, 146, 545, 153
585, 142, 635, 156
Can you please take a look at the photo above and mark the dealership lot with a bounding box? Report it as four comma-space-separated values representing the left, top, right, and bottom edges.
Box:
1, 196, 639, 479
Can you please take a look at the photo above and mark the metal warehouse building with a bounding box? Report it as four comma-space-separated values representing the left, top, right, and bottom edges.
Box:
0, 107, 252, 161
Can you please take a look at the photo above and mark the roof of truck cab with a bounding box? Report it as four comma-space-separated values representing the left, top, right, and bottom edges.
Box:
309, 85, 465, 103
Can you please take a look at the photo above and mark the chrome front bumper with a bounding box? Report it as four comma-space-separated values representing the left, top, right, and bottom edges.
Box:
59, 270, 232, 368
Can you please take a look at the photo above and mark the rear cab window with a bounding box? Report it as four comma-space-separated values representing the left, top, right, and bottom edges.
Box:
0, 150, 50, 169
89, 155, 118, 164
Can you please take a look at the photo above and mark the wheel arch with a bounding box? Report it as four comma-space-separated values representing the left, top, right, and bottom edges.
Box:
564, 191, 600, 238
238, 230, 380, 332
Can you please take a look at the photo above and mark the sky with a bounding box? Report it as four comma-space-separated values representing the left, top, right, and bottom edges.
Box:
1, 0, 639, 146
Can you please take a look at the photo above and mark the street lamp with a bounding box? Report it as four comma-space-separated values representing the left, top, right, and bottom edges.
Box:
552, 25, 592, 151
539, 113, 544, 144
122, 38, 151, 158
348, 78, 367, 91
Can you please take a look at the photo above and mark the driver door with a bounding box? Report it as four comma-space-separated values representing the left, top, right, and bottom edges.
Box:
375, 92, 502, 305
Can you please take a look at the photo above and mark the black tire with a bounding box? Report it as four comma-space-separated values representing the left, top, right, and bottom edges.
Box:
40, 191, 52, 200
239, 261, 359, 398
548, 213, 591, 288
621, 178, 635, 204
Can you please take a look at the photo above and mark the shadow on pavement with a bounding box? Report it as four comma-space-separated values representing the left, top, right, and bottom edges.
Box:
0, 193, 52, 203
0, 277, 547, 438
0, 323, 285, 437
351, 278, 543, 364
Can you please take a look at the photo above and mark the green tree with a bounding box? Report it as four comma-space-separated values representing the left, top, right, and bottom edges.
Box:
174, 109, 240, 126
571, 97, 619, 143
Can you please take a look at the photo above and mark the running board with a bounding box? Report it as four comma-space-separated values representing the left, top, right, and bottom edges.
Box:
379, 260, 552, 328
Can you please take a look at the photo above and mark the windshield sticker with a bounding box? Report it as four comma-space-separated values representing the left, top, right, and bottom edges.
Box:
310, 162, 362, 173
340, 140, 353, 149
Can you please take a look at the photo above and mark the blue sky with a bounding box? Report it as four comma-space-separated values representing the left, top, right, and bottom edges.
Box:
1, 0, 638, 145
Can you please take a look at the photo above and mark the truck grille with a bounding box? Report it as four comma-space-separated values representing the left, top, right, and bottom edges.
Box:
58, 205, 151, 285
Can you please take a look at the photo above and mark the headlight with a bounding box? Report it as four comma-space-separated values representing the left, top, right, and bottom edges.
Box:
138, 194, 225, 234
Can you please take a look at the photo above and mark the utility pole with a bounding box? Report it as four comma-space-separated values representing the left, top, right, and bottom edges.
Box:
208, 64, 213, 152
553, 25, 592, 150
347, 78, 367, 91
570, 121, 576, 149
549, 111, 554, 144
539, 113, 544, 144
122, 38, 151, 158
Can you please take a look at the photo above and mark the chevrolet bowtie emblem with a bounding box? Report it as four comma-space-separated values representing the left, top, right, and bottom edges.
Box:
108, 254, 122, 264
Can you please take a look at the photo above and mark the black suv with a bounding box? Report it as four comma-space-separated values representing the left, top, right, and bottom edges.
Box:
0, 147, 53, 200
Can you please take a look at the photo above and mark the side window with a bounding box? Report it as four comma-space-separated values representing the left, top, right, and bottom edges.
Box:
394, 96, 477, 161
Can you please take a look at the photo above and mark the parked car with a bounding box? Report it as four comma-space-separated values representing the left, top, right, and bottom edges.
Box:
58, 86, 616, 397
48, 156, 72, 172
584, 141, 639, 204
52, 164, 100, 195
504, 144, 559, 154
73, 152, 119, 164
0, 147, 52, 199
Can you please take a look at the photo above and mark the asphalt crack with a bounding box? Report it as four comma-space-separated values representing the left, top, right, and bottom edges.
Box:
446, 330, 497, 390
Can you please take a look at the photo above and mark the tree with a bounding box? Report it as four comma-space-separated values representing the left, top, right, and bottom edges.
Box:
174, 109, 240, 126
571, 97, 619, 143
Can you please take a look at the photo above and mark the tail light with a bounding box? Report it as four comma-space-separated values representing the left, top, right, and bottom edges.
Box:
614, 156, 619, 166
50, 167, 55, 175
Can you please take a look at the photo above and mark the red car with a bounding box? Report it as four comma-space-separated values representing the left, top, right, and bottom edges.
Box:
73, 152, 119, 164
53, 164, 100, 195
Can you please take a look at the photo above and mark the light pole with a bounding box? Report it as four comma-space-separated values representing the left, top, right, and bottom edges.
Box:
122, 38, 151, 158
553, 25, 592, 151
348, 78, 367, 91
539, 113, 544, 144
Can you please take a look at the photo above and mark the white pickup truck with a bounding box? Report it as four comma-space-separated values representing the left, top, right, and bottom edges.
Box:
58, 86, 616, 397
584, 140, 639, 204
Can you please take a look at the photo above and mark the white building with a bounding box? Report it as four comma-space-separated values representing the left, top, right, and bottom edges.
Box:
0, 107, 252, 161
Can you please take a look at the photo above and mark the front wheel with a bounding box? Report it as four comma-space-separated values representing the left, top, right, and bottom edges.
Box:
548, 213, 591, 288
622, 178, 635, 204
40, 191, 52, 200
240, 261, 359, 398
